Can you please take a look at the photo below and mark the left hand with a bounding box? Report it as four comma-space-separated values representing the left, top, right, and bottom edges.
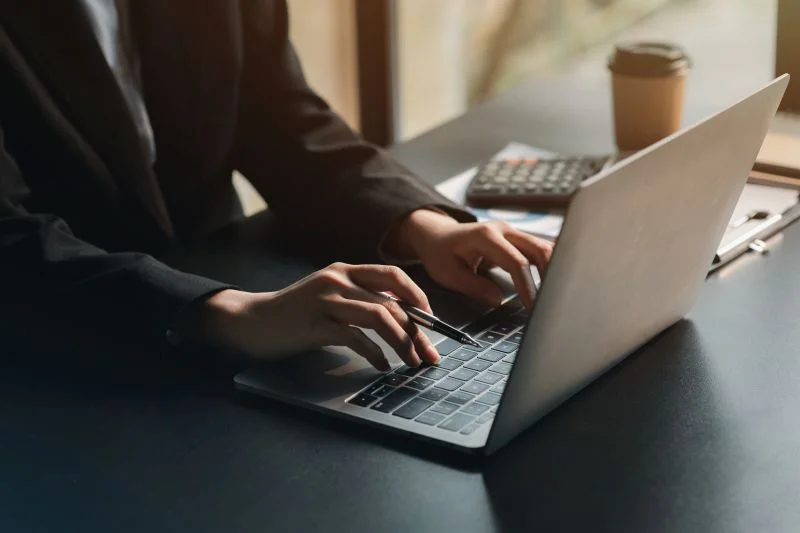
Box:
384, 209, 553, 309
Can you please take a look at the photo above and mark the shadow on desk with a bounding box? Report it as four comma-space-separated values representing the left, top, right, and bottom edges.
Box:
480, 320, 730, 531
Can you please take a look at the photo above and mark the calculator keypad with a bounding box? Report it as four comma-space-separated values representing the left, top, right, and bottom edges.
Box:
466, 157, 609, 208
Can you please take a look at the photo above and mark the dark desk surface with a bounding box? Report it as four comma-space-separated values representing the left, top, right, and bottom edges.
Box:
3, 78, 800, 533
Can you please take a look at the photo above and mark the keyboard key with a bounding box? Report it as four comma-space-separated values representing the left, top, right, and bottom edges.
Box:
493, 341, 518, 354
461, 381, 490, 395
460, 423, 480, 435
490, 322, 516, 335
503, 353, 516, 363
478, 350, 505, 362
373, 385, 395, 397
395, 365, 424, 377
490, 407, 498, 413
436, 358, 463, 371
450, 368, 478, 382
477, 331, 504, 344
347, 393, 378, 407
393, 398, 434, 419
490, 362, 513, 375
436, 338, 461, 356
476, 412, 495, 424
439, 413, 474, 432
361, 382, 384, 396
464, 359, 492, 372
371, 387, 417, 413
490, 382, 506, 393
421, 367, 449, 381
450, 348, 478, 361
381, 374, 407, 387
508, 331, 524, 344
415, 411, 447, 426
477, 392, 502, 406
420, 388, 448, 402
431, 402, 460, 415
436, 377, 464, 391
507, 313, 529, 326
462, 341, 491, 352
461, 402, 491, 416
475, 371, 504, 385
446, 391, 476, 405
406, 377, 435, 391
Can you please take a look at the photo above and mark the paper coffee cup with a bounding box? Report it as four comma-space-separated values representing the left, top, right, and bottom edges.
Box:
608, 43, 691, 151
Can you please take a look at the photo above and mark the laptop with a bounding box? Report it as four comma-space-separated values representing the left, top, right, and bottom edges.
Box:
235, 76, 789, 455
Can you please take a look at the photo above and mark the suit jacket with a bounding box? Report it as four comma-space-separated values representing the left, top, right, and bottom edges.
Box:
0, 0, 471, 351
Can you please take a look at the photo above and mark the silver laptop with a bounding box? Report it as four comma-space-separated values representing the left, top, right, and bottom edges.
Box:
235, 76, 789, 455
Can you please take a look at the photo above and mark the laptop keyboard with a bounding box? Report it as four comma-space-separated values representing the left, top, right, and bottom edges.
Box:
346, 301, 528, 435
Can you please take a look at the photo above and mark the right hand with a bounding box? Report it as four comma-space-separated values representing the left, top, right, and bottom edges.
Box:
198, 263, 441, 371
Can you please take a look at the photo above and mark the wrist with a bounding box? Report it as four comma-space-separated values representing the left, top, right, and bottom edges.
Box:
200, 289, 251, 346
384, 208, 459, 260
170, 289, 251, 348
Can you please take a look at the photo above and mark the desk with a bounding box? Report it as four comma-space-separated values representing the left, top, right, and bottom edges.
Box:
3, 78, 800, 533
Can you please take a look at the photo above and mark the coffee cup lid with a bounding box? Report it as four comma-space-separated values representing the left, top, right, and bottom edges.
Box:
608, 42, 691, 77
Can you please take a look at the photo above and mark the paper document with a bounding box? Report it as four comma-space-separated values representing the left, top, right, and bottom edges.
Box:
436, 141, 800, 248
435, 142, 564, 240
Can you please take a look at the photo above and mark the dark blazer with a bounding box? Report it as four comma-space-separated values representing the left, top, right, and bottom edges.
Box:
0, 0, 470, 350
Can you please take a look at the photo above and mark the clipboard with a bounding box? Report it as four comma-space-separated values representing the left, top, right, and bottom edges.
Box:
710, 181, 800, 272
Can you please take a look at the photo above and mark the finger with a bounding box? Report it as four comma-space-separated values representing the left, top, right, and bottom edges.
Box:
326, 298, 423, 367
437, 259, 504, 308
322, 322, 390, 371
346, 265, 432, 313
476, 259, 496, 276
472, 233, 537, 309
337, 286, 440, 364
504, 231, 553, 274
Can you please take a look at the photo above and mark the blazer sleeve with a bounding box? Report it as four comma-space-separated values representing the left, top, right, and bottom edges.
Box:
232, 0, 475, 263
0, 126, 232, 350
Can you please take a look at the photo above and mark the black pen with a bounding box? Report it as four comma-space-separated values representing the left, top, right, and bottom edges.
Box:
396, 301, 482, 348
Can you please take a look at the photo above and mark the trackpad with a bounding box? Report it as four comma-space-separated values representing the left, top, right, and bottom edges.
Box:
235, 346, 382, 404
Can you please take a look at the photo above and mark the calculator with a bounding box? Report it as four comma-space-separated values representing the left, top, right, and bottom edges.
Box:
466, 156, 614, 209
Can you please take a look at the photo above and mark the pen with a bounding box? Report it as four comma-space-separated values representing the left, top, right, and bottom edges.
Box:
394, 300, 482, 348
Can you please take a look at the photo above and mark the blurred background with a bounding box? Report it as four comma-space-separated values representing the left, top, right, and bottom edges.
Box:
236, 0, 784, 213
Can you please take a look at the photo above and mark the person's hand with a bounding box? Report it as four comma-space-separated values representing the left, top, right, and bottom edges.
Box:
385, 209, 553, 309
196, 263, 441, 370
